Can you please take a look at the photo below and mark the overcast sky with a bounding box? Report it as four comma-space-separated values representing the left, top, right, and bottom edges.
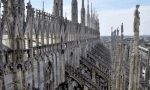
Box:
25, 0, 150, 36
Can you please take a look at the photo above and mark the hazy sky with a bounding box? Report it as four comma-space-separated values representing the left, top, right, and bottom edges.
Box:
25, 0, 150, 36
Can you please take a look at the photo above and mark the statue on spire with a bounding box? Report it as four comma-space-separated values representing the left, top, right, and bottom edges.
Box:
134, 5, 140, 32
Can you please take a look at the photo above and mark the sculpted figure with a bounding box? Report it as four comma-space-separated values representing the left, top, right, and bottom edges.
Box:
134, 5, 140, 32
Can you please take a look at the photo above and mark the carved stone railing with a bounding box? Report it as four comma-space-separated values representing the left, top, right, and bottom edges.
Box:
0, 37, 101, 88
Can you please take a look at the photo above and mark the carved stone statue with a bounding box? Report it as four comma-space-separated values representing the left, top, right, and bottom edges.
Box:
134, 5, 140, 32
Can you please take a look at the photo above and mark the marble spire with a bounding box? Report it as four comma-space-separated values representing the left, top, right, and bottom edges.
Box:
81, 0, 85, 25
87, 0, 90, 26
128, 5, 141, 90
72, 0, 78, 23
53, 0, 63, 17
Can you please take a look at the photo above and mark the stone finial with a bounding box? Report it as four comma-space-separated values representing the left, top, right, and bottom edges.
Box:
114, 30, 117, 36
111, 27, 113, 33
82, 0, 84, 8
42, 0, 44, 11
91, 3, 93, 17
117, 28, 119, 36
136, 4, 140, 8
121, 23, 124, 33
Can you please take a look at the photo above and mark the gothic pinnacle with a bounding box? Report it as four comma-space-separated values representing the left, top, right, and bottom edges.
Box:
81, 0, 85, 25
72, 0, 78, 23
42, 0, 44, 11
121, 23, 124, 34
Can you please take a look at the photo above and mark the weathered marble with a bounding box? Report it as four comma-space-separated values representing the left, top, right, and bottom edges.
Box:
0, 0, 110, 90
128, 5, 141, 90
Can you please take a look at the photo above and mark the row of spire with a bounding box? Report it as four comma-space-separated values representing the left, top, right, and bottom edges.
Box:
2, 0, 99, 29
53, 0, 99, 29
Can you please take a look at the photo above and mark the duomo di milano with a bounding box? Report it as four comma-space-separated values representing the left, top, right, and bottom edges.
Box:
0, 0, 149, 90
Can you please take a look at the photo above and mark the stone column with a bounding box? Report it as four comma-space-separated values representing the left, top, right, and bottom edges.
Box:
148, 49, 150, 90
84, 85, 88, 90
16, 68, 23, 90
46, 18, 50, 45
92, 70, 96, 84
22, 69, 26, 90
41, 12, 45, 45
0, 0, 2, 50
0, 12, 3, 88
0, 74, 4, 90
145, 49, 150, 90
37, 59, 40, 89
54, 23, 57, 44
53, 53, 57, 89
0, 79, 3, 90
